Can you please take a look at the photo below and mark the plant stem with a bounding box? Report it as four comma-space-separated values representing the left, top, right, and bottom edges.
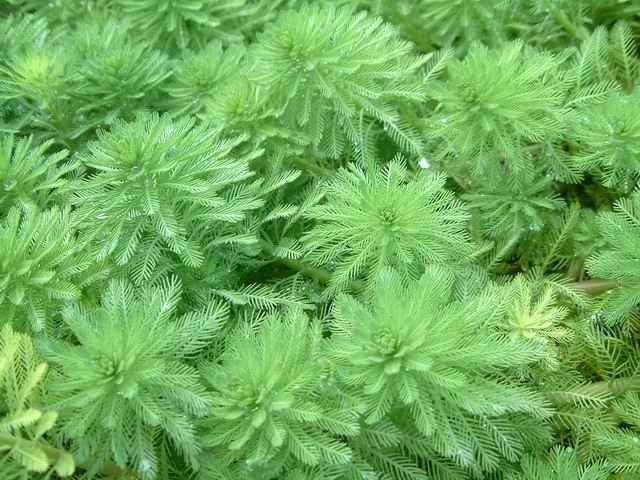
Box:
569, 278, 619, 296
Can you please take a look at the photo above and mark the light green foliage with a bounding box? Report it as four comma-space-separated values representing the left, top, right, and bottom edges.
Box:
1, 2, 640, 479
163, 42, 245, 119
572, 90, 640, 187
2, 0, 108, 25
509, 447, 609, 480
592, 393, 640, 476
115, 0, 238, 49
587, 195, 640, 324
38, 278, 227, 478
115, 0, 296, 49
0, 14, 47, 60
427, 40, 568, 176
252, 4, 427, 157
326, 0, 511, 51
327, 267, 551, 474
205, 75, 305, 156
416, 0, 510, 48
464, 168, 565, 240
0, 324, 74, 478
500, 276, 572, 370
69, 113, 262, 283
0, 44, 75, 142
303, 157, 471, 294
71, 20, 171, 126
0, 134, 76, 211
0, 206, 91, 332
201, 309, 357, 476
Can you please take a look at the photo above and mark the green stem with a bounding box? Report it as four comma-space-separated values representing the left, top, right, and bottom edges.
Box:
569, 278, 619, 296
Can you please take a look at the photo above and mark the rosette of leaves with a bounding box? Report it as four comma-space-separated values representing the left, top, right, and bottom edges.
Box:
163, 41, 245, 119
427, 40, 568, 176
572, 90, 640, 188
302, 157, 471, 295
251, 4, 427, 158
71, 19, 170, 127
200, 309, 358, 475
69, 113, 263, 284
586, 194, 640, 325
326, 267, 552, 475
0, 324, 75, 478
0, 206, 91, 332
38, 278, 227, 479
500, 276, 572, 370
0, 42, 85, 145
205, 75, 308, 157
0, 134, 77, 211
462, 167, 565, 246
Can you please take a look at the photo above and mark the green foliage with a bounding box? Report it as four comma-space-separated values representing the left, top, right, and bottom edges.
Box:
414, 0, 511, 49
252, 4, 427, 157
592, 393, 640, 476
464, 168, 565, 240
2, 2, 640, 480
71, 19, 171, 126
303, 157, 471, 294
0, 206, 91, 332
0, 43, 75, 141
38, 278, 227, 478
114, 0, 295, 49
508, 447, 609, 480
587, 195, 640, 325
0, 134, 76, 211
69, 113, 262, 283
162, 41, 245, 119
572, 90, 640, 187
0, 324, 74, 478
327, 267, 551, 474
0, 14, 47, 60
427, 40, 567, 176
499, 276, 572, 370
201, 309, 357, 477
114, 0, 235, 49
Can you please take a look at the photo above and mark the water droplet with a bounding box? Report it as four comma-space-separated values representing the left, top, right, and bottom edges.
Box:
96, 212, 108, 220
440, 117, 449, 124
418, 158, 431, 169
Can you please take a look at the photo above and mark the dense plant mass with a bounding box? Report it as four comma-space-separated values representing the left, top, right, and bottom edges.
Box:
2, 1, 640, 479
